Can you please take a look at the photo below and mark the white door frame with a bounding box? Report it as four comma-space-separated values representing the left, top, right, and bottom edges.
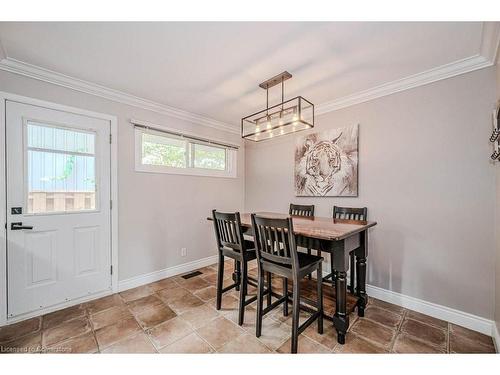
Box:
0, 91, 119, 326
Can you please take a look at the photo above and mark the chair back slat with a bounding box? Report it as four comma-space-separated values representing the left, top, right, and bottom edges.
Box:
333, 206, 368, 221
289, 204, 315, 217
212, 210, 244, 251
251, 214, 297, 269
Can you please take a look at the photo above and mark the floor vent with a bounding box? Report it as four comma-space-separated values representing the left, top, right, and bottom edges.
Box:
181, 271, 203, 279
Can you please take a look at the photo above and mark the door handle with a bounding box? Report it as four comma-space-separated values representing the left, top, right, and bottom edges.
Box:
11, 222, 33, 230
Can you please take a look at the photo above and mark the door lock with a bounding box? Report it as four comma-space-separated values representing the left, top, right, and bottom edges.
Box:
11, 222, 33, 230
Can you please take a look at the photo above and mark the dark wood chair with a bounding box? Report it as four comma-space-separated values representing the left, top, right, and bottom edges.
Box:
325, 206, 367, 294
251, 214, 323, 354
212, 210, 269, 326
289, 204, 317, 280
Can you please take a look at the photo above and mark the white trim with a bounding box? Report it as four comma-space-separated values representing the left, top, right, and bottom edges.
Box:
365, 283, 494, 336
1, 22, 499, 130
134, 127, 237, 179
315, 55, 492, 115
493, 322, 500, 353
118, 255, 218, 292
480, 22, 500, 63
1, 289, 113, 326
0, 91, 119, 326
0, 58, 238, 135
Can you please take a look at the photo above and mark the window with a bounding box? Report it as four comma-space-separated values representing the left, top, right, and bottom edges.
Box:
135, 127, 237, 178
26, 121, 97, 214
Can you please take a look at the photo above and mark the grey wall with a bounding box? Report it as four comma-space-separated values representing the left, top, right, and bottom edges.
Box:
245, 67, 497, 319
0, 70, 244, 281
496, 63, 500, 331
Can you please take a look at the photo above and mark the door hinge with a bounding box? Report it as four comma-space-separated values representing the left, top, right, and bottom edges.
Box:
109, 133, 112, 144
110, 265, 113, 275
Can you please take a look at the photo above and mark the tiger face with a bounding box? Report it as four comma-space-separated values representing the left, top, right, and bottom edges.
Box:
295, 133, 344, 196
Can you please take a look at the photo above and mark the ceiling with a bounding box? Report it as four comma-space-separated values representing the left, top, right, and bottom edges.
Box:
0, 22, 496, 130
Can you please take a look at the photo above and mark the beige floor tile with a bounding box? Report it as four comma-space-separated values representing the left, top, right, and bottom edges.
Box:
148, 316, 194, 349
276, 335, 330, 354
46, 332, 98, 354
177, 277, 210, 292
167, 294, 205, 314
350, 319, 395, 349
42, 317, 92, 347
449, 324, 495, 348
303, 320, 338, 351
180, 304, 220, 329
148, 278, 179, 292
369, 298, 405, 315
216, 294, 240, 314
195, 316, 245, 350
400, 318, 446, 349
42, 304, 86, 330
85, 294, 125, 315
197, 266, 217, 277
134, 304, 177, 330
0, 317, 41, 344
95, 317, 142, 349
248, 316, 291, 351
334, 333, 387, 353
224, 305, 257, 329
392, 333, 445, 353
193, 286, 217, 302
201, 272, 232, 286
102, 332, 157, 353
159, 333, 213, 353
126, 294, 164, 315
405, 310, 448, 329
449, 325, 495, 353
218, 333, 272, 353
90, 306, 133, 330
0, 332, 42, 353
119, 285, 154, 302
363, 306, 403, 329
156, 288, 193, 304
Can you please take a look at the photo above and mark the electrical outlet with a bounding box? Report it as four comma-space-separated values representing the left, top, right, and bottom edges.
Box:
181, 248, 187, 257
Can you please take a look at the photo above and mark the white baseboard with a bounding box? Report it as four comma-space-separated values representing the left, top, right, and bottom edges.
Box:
365, 284, 494, 336
118, 255, 219, 292
493, 322, 500, 353
319, 270, 495, 337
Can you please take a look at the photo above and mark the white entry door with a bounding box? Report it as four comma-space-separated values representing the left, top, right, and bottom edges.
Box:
6, 101, 112, 318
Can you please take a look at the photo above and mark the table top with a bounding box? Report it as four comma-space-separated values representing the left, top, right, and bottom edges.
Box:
209, 212, 376, 241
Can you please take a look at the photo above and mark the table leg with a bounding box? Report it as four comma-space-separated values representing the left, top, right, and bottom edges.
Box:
333, 270, 349, 344
356, 230, 368, 317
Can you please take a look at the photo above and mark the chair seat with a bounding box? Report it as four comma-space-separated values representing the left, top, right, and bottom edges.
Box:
261, 252, 323, 276
222, 241, 256, 261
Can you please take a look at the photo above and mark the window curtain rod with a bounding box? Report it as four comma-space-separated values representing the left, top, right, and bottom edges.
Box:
131, 119, 239, 150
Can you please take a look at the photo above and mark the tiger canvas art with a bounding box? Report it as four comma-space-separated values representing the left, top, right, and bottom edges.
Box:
294, 125, 358, 197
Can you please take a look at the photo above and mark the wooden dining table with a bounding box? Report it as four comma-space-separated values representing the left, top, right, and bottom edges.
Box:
207, 212, 377, 344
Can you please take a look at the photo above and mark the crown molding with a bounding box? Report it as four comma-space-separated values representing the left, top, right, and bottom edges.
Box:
0, 57, 239, 134
0, 22, 498, 129
316, 22, 500, 116
315, 54, 492, 115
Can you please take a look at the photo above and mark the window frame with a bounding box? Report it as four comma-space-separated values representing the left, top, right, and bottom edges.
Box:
23, 118, 100, 216
134, 127, 237, 178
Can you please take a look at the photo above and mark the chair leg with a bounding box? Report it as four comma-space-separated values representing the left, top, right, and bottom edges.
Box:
266, 272, 272, 307
317, 263, 323, 334
216, 253, 224, 310
238, 260, 247, 326
317, 251, 322, 280
307, 248, 312, 279
291, 275, 300, 354
330, 256, 336, 285
234, 260, 241, 292
349, 252, 355, 294
256, 269, 265, 338
283, 277, 289, 317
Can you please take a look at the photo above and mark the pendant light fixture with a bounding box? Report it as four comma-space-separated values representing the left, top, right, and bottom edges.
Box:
241, 71, 314, 141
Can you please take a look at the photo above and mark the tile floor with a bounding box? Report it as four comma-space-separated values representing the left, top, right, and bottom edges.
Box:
0, 259, 496, 354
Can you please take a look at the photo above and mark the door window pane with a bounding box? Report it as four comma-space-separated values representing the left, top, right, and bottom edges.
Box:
141, 132, 187, 168
26, 123, 96, 214
193, 143, 226, 170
